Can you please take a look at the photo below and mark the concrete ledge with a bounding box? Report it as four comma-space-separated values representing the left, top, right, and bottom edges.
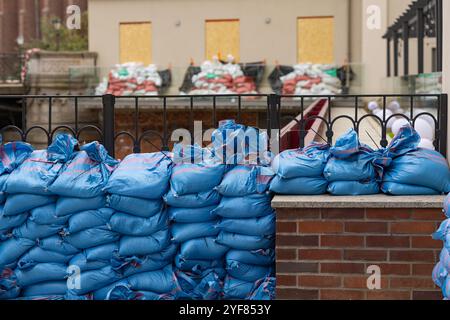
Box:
271, 194, 446, 209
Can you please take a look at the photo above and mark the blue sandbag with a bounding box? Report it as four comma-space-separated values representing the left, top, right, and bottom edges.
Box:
29, 204, 69, 225
271, 144, 330, 179
69, 242, 118, 272
327, 180, 380, 196
37, 235, 79, 256
433, 261, 447, 288
211, 120, 247, 164
0, 208, 28, 233
118, 228, 170, 256
0, 269, 20, 299
175, 254, 223, 273
171, 221, 219, 243
383, 148, 450, 194
269, 176, 328, 195
213, 194, 273, 219
169, 206, 217, 223
381, 182, 439, 196
107, 194, 163, 218
216, 165, 274, 197
15, 263, 68, 287
440, 248, 450, 272
179, 237, 228, 260
107, 286, 172, 300
223, 276, 254, 299
171, 163, 225, 196
49, 142, 119, 198
5, 134, 78, 195
216, 232, 274, 250
433, 219, 450, 241
65, 208, 115, 235
109, 210, 168, 236
56, 196, 106, 217
248, 277, 276, 300
18, 247, 73, 269
3, 194, 56, 216
124, 265, 178, 294
64, 226, 119, 250
14, 295, 65, 300
164, 189, 221, 208
13, 220, 63, 240
176, 270, 223, 300
104, 152, 172, 199
217, 214, 275, 237
226, 249, 275, 266
0, 237, 35, 267
445, 194, 450, 218
22, 281, 68, 297
226, 260, 272, 282
68, 265, 121, 296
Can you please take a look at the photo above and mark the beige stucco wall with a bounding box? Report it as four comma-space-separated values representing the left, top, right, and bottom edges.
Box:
88, 0, 351, 70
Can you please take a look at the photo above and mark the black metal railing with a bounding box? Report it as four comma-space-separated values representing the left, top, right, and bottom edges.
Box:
0, 93, 447, 158
0, 53, 23, 83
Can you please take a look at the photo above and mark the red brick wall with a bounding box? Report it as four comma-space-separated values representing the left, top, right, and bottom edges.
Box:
276, 207, 444, 300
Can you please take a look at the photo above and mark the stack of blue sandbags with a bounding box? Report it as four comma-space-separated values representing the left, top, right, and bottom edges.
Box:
432, 193, 450, 299
270, 143, 330, 195
99, 152, 179, 300
381, 126, 450, 195
165, 144, 227, 300
324, 129, 383, 195
0, 134, 79, 299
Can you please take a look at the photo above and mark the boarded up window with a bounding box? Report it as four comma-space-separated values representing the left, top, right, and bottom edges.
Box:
205, 19, 240, 62
297, 17, 334, 64
120, 22, 152, 64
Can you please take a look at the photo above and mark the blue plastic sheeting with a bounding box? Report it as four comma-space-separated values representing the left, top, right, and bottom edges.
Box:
49, 142, 118, 198
65, 208, 115, 235
171, 221, 219, 243
213, 194, 273, 219
109, 210, 168, 236
168, 206, 217, 223
216, 165, 274, 197
179, 237, 228, 260
216, 232, 274, 251
164, 189, 221, 208
269, 176, 328, 195
106, 194, 163, 218
216, 214, 275, 237
56, 196, 106, 217
118, 228, 170, 256
105, 152, 172, 200
3, 194, 56, 216
271, 144, 330, 179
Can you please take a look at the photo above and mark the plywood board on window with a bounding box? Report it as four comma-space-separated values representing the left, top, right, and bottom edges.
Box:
297, 17, 334, 64
120, 22, 152, 65
205, 19, 240, 62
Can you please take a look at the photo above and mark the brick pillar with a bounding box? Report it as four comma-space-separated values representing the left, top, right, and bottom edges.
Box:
276, 207, 444, 300
0, 0, 19, 53
18, 0, 39, 43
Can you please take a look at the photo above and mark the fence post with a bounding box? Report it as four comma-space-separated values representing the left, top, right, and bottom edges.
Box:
440, 93, 448, 158
268, 94, 280, 154
102, 94, 115, 157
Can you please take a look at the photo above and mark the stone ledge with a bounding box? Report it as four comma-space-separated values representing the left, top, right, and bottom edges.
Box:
272, 195, 446, 209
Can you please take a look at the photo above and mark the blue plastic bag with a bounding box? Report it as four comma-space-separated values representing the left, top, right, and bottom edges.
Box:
216, 232, 274, 250
211, 120, 246, 164
213, 194, 273, 219
271, 144, 330, 179
118, 228, 170, 256
56, 196, 106, 217
169, 206, 217, 223
5, 134, 77, 195
327, 180, 380, 196
13, 220, 63, 240
171, 221, 219, 243
216, 165, 274, 196
179, 237, 228, 260
171, 163, 225, 196
29, 204, 69, 225
381, 182, 439, 196
65, 208, 115, 235
49, 141, 119, 198
64, 226, 119, 250
22, 281, 68, 297
164, 189, 221, 208
105, 152, 172, 199
18, 247, 73, 269
3, 194, 56, 216
69, 242, 118, 272
109, 210, 168, 236
270, 175, 328, 195
107, 194, 163, 218
68, 265, 121, 296
226, 249, 275, 266
226, 260, 272, 282
0, 237, 35, 267
217, 214, 275, 237
15, 263, 68, 287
